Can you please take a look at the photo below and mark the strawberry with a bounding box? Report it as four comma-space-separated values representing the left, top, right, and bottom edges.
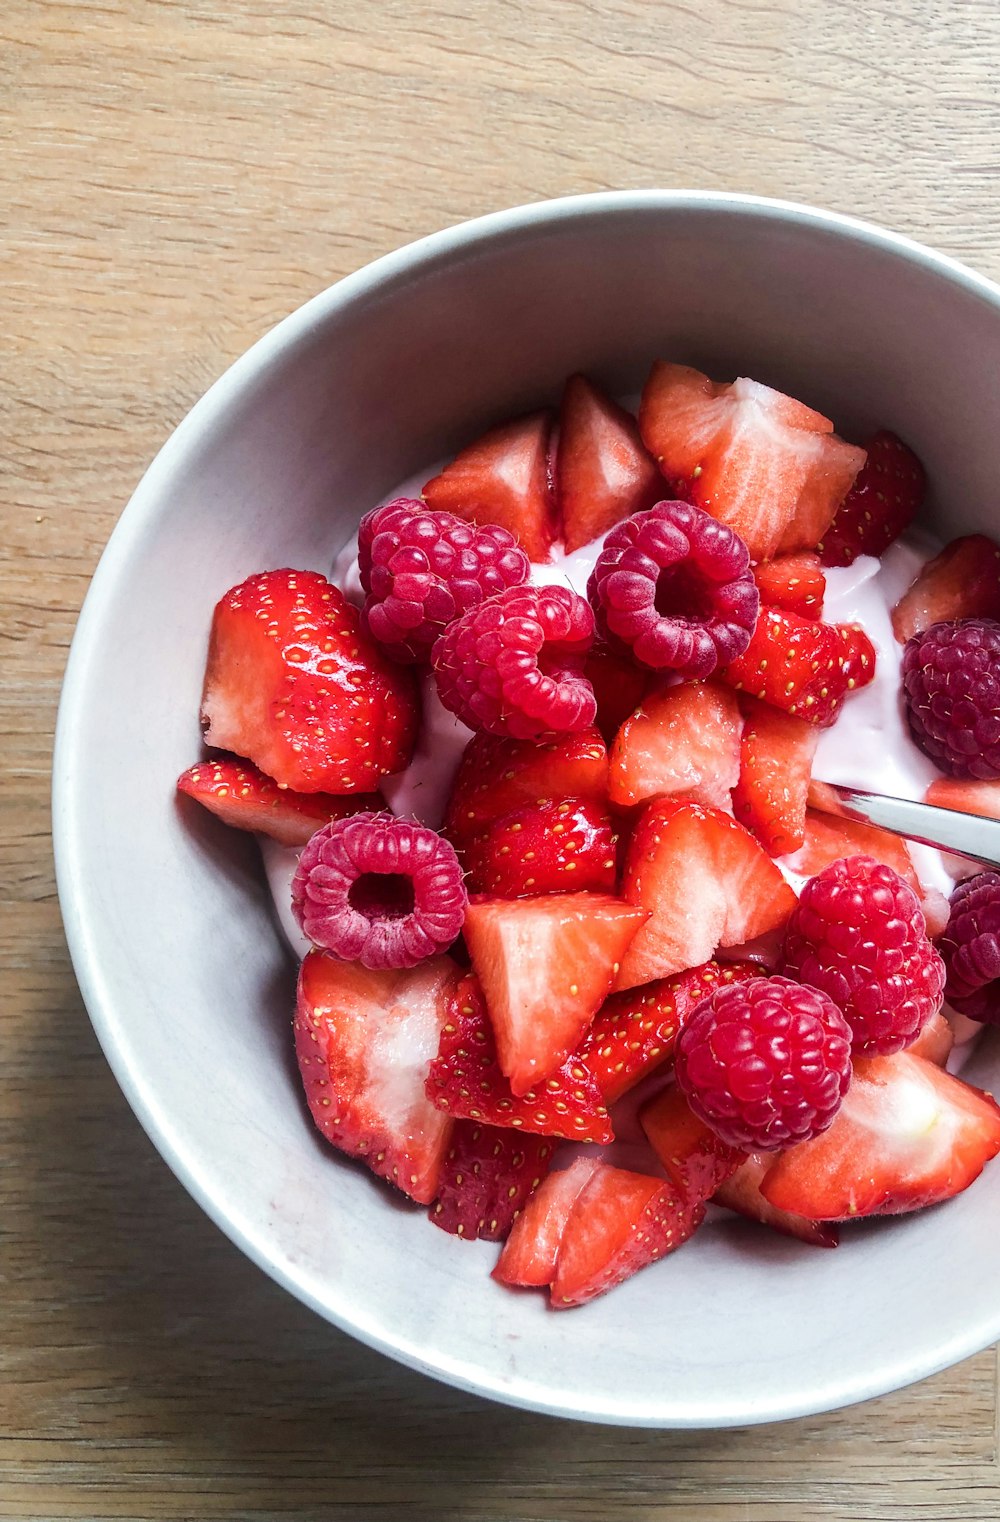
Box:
176, 756, 381, 847
200, 569, 418, 794
837, 623, 877, 691
443, 728, 609, 856
556, 374, 661, 552
462, 893, 648, 1095
817, 430, 925, 567
891, 534, 1000, 644
925, 777, 1000, 821
493, 1158, 601, 1286
638, 362, 865, 562
761, 1051, 1000, 1220
719, 608, 876, 728
731, 700, 820, 857
906, 1009, 954, 1067
640, 1084, 746, 1202
295, 950, 458, 1204
460, 796, 618, 898
423, 411, 556, 562
429, 1122, 554, 1241
577, 958, 764, 1103
794, 796, 920, 894
584, 641, 650, 744
713, 1153, 839, 1248
425, 973, 614, 1143
608, 679, 742, 811
752, 553, 825, 620
615, 799, 796, 990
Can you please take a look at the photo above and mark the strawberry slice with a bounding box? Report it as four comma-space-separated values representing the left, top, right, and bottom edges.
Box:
556, 374, 662, 553
616, 799, 796, 990
640, 1084, 746, 1202
460, 796, 618, 898
906, 1009, 954, 1067
577, 958, 764, 1103
200, 568, 418, 794
493, 1158, 602, 1286
719, 607, 876, 727
817, 431, 926, 567
423, 411, 555, 562
425, 973, 613, 1143
295, 950, 458, 1204
638, 363, 865, 562
793, 797, 920, 894
176, 756, 381, 847
584, 642, 650, 743
925, 777, 1000, 821
444, 728, 609, 856
463, 893, 648, 1095
753, 552, 825, 620
731, 700, 820, 857
891, 534, 1000, 644
608, 679, 742, 811
429, 1122, 554, 1242
761, 1051, 1000, 1220
837, 623, 877, 690
713, 1153, 839, 1248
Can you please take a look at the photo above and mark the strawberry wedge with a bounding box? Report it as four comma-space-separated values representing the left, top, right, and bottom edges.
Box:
423, 411, 556, 562
176, 756, 380, 846
608, 679, 742, 811
494, 1158, 602, 1287
551, 1165, 701, 1307
557, 374, 661, 552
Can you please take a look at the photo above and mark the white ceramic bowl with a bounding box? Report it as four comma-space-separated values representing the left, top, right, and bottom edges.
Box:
54, 191, 1000, 1427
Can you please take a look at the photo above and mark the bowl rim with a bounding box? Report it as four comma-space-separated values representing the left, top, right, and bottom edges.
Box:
52, 188, 1000, 1427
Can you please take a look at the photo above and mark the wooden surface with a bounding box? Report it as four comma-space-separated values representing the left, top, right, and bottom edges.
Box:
6, 1, 1000, 1516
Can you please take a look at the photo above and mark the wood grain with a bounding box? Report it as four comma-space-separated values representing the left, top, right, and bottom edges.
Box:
5, 0, 1000, 1516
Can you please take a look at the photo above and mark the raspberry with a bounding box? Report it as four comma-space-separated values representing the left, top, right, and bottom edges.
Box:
780, 855, 946, 1055
291, 812, 467, 968
901, 618, 1000, 779
938, 871, 1000, 1024
431, 583, 596, 739
674, 976, 852, 1150
357, 498, 529, 663
586, 500, 758, 677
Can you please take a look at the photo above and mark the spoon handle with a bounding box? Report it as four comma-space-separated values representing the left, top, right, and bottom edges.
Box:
813, 783, 1000, 871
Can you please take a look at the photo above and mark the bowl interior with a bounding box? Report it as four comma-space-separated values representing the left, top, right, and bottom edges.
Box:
54, 193, 1000, 1426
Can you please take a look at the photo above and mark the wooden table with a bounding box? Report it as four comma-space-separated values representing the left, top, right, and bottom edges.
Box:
6, 1, 1000, 1516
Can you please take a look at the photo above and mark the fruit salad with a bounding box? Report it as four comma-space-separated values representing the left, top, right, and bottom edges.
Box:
177, 363, 1000, 1310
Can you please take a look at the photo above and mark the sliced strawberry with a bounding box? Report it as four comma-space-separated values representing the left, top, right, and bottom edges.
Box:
794, 798, 920, 895
761, 1051, 1000, 1220
577, 958, 764, 1103
463, 893, 648, 1095
616, 799, 796, 990
443, 728, 609, 855
638, 363, 865, 562
200, 568, 418, 793
891, 534, 1000, 644
837, 623, 877, 691
423, 411, 555, 562
425, 973, 613, 1143
818, 431, 926, 567
493, 1158, 602, 1286
906, 1009, 954, 1067
460, 796, 618, 898
295, 950, 458, 1204
551, 1164, 702, 1307
584, 642, 650, 744
713, 1153, 839, 1247
753, 552, 825, 620
731, 700, 820, 857
926, 777, 1000, 822
719, 607, 875, 727
556, 374, 662, 552
640, 1084, 746, 1202
429, 1122, 554, 1242
176, 756, 381, 847
608, 680, 742, 811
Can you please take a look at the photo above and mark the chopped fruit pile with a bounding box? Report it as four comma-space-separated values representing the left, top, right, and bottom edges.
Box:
177, 361, 1000, 1310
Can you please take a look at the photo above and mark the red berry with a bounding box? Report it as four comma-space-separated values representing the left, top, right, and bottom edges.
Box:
780, 854, 945, 1055
432, 583, 596, 739
817, 431, 925, 567
674, 975, 852, 1150
938, 871, 1000, 1024
291, 812, 467, 968
719, 607, 877, 728
175, 756, 382, 846
428, 1123, 554, 1242
459, 796, 618, 898
901, 618, 1000, 779
892, 535, 1000, 644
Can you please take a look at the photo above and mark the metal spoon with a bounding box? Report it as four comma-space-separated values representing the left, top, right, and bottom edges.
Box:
811, 782, 1000, 871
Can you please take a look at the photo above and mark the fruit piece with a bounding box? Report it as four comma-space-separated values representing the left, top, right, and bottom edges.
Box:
551, 1164, 701, 1307
422, 411, 555, 562
731, 701, 819, 857
176, 757, 381, 847
615, 799, 796, 989
587, 500, 758, 677
291, 812, 467, 968
583, 642, 650, 743
719, 607, 876, 728
460, 796, 618, 898
926, 778, 1000, 821
674, 975, 852, 1149
608, 680, 742, 810
200, 568, 418, 793
556, 374, 662, 553
752, 552, 825, 619
577, 959, 764, 1103
429, 1123, 554, 1241
432, 583, 596, 740
713, 1154, 839, 1248
901, 618, 1000, 779
443, 727, 609, 855
817, 430, 925, 567
781, 854, 945, 1055
462, 892, 648, 1095
938, 871, 1000, 1024
357, 498, 528, 663
891, 535, 1000, 644
638, 362, 865, 562
837, 623, 878, 691
294, 950, 458, 1204
640, 1084, 746, 1201
760, 1050, 1000, 1219
493, 1158, 602, 1287
906, 1009, 954, 1066
795, 796, 921, 893
425, 973, 614, 1142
